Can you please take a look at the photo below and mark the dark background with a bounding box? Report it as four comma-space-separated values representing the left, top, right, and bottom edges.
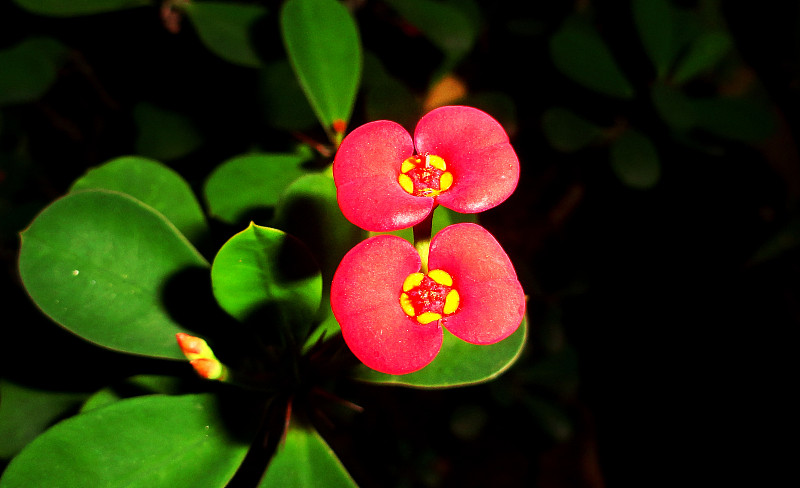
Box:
1, 1, 797, 486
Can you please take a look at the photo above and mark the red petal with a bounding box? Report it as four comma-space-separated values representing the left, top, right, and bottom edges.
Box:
429, 223, 525, 344
331, 235, 443, 374
333, 120, 434, 231
413, 106, 520, 213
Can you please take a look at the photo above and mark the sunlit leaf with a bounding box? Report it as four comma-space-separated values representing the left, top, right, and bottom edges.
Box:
0, 37, 69, 106
609, 129, 661, 189
354, 315, 527, 388
133, 102, 203, 161
0, 394, 252, 488
203, 151, 312, 225
184, 1, 268, 68
549, 15, 635, 99
672, 30, 732, 85
11, 0, 148, 16
211, 223, 322, 341
18, 190, 209, 359
0, 380, 87, 459
542, 107, 604, 152
280, 0, 362, 137
70, 156, 208, 243
259, 420, 357, 488
632, 0, 675, 79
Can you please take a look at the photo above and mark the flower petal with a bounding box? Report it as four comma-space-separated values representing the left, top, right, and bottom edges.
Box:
414, 106, 520, 213
429, 223, 525, 344
331, 235, 443, 374
334, 120, 434, 231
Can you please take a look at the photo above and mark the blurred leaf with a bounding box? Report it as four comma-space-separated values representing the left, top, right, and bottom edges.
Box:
204, 152, 312, 225
609, 128, 661, 189
671, 30, 732, 85
0, 37, 69, 106
0, 380, 87, 459
80, 374, 186, 413
11, 0, 148, 16
749, 216, 800, 264
70, 156, 208, 243
690, 96, 776, 143
184, 1, 268, 68
211, 223, 322, 342
549, 14, 635, 99
133, 102, 203, 161
383, 0, 479, 72
280, 0, 362, 137
273, 173, 366, 346
632, 0, 675, 79
542, 107, 604, 152
355, 315, 527, 388
362, 51, 420, 131
0, 394, 251, 488
18, 190, 209, 359
259, 420, 357, 488
651, 82, 696, 132
259, 60, 318, 131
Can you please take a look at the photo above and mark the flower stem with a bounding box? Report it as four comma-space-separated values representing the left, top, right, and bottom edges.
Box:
413, 209, 435, 273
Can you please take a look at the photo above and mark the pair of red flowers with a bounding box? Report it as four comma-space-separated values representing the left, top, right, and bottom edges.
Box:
331, 106, 525, 375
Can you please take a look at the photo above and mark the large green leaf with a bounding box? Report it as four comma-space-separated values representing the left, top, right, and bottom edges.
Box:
184, 1, 268, 68
203, 151, 312, 225
0, 380, 87, 459
609, 129, 661, 189
11, 0, 148, 16
18, 190, 209, 359
354, 315, 527, 388
211, 223, 322, 341
0, 394, 251, 488
0, 37, 69, 106
259, 420, 357, 488
280, 0, 362, 138
549, 15, 635, 99
632, 0, 675, 79
70, 156, 208, 243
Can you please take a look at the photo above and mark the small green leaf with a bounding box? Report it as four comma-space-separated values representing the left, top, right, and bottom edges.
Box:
184, 1, 268, 68
18, 190, 209, 359
11, 0, 148, 16
0, 394, 252, 488
549, 15, 635, 99
541, 107, 604, 152
355, 315, 527, 388
80, 374, 186, 413
70, 156, 208, 243
133, 102, 203, 161
632, 0, 675, 79
609, 129, 661, 189
0, 380, 87, 459
280, 0, 362, 136
259, 421, 357, 488
671, 30, 732, 85
211, 223, 322, 341
0, 37, 69, 106
203, 152, 311, 225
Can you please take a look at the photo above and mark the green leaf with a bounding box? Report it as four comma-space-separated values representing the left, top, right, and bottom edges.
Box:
632, 0, 675, 79
0, 37, 69, 106
70, 156, 208, 243
0, 380, 87, 459
0, 394, 252, 488
651, 82, 696, 132
133, 102, 203, 161
259, 60, 319, 131
259, 420, 357, 488
11, 0, 148, 16
362, 52, 419, 131
211, 223, 322, 341
609, 129, 661, 189
541, 107, 604, 152
354, 315, 528, 388
184, 1, 268, 68
671, 30, 732, 85
280, 0, 362, 136
18, 190, 209, 359
80, 374, 186, 413
203, 152, 311, 225
690, 96, 776, 143
549, 14, 635, 99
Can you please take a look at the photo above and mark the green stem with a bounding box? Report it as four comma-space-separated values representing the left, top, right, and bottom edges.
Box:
413, 209, 435, 273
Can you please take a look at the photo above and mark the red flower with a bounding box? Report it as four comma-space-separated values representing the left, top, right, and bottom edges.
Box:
331, 223, 525, 375
333, 106, 520, 232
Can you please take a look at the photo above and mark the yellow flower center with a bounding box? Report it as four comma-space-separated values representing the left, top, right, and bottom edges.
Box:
397, 154, 453, 197
399, 269, 460, 325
